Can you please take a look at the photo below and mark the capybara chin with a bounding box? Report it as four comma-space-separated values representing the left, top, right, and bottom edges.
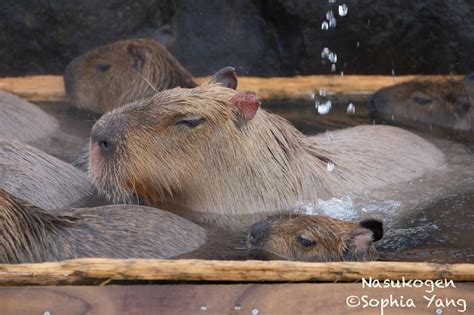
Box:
64, 38, 198, 114
89, 82, 444, 228
369, 74, 474, 136
247, 214, 383, 262
0, 139, 92, 211
0, 189, 206, 263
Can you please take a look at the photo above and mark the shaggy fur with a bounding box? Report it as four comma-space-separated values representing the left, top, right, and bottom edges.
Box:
89, 83, 445, 228
64, 38, 197, 113
0, 90, 58, 143
247, 213, 381, 262
369, 75, 474, 134
0, 139, 92, 211
0, 189, 207, 263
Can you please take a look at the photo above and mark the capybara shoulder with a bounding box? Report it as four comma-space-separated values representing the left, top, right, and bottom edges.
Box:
247, 213, 382, 262
369, 76, 474, 136
0, 139, 92, 211
88, 81, 444, 229
0, 189, 206, 263
0, 90, 58, 143
64, 38, 198, 113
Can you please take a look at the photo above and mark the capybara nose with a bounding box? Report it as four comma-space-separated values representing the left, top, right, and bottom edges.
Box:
90, 115, 125, 156
248, 220, 271, 246
91, 133, 115, 155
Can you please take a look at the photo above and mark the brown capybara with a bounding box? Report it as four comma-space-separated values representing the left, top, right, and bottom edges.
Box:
369, 74, 474, 137
0, 90, 58, 143
0, 90, 88, 164
88, 81, 444, 229
247, 213, 383, 262
0, 139, 93, 211
64, 38, 198, 114
0, 189, 206, 263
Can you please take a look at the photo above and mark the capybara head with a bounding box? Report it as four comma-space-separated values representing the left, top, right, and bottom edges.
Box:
369, 75, 473, 133
247, 213, 383, 262
64, 38, 198, 113
88, 72, 270, 210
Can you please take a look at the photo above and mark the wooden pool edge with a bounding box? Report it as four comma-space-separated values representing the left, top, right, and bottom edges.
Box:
1, 259, 473, 286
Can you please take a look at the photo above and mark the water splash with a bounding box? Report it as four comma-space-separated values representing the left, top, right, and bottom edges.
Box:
338, 4, 348, 16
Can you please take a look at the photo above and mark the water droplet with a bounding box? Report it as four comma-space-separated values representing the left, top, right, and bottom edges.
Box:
329, 52, 337, 63
321, 47, 330, 59
391, 68, 396, 77
234, 305, 242, 311
436, 308, 443, 314
319, 88, 327, 96
44, 312, 51, 315
326, 10, 337, 28
372, 120, 376, 125
356, 41, 360, 48
325, 130, 335, 142
316, 100, 332, 115
200, 305, 208, 311
310, 92, 315, 100
331, 64, 336, 72
327, 161, 335, 172
346, 103, 355, 114
329, 0, 336, 3
391, 115, 395, 121
340, 71, 344, 76
252, 308, 259, 315
338, 4, 348, 16
321, 21, 329, 30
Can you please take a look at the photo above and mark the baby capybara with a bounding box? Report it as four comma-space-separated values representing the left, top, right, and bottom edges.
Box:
88, 79, 444, 229
247, 213, 383, 262
64, 38, 197, 113
369, 74, 473, 137
0, 189, 206, 263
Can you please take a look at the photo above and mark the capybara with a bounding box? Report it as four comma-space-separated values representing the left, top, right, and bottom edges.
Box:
88, 82, 444, 229
0, 189, 206, 263
0, 90, 89, 163
0, 139, 93, 211
64, 38, 198, 113
247, 213, 383, 262
0, 90, 58, 143
369, 74, 474, 137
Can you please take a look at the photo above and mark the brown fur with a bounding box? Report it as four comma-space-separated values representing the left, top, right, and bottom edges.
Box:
0, 139, 93, 211
247, 213, 381, 262
89, 83, 445, 229
369, 76, 474, 135
0, 189, 206, 263
64, 38, 197, 113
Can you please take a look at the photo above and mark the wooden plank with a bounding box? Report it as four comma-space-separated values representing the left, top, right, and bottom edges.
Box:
1, 259, 473, 286
0, 74, 464, 102
1, 283, 472, 314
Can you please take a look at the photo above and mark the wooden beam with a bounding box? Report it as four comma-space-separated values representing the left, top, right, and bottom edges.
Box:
1, 259, 473, 286
0, 74, 463, 102
1, 283, 473, 314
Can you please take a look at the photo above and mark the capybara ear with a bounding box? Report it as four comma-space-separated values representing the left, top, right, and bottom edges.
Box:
464, 72, 474, 85
230, 91, 259, 121
127, 44, 148, 71
347, 229, 374, 257
211, 66, 238, 90
359, 219, 383, 241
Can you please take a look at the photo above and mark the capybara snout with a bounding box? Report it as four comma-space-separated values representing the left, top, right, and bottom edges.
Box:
247, 214, 383, 262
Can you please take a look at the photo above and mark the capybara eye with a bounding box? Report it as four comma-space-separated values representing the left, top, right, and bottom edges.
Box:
296, 235, 316, 248
175, 117, 206, 128
411, 92, 432, 105
96, 63, 111, 73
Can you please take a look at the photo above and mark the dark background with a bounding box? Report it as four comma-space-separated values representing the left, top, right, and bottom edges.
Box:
1, 0, 473, 76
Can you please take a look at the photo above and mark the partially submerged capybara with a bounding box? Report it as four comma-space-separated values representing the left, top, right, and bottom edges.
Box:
0, 189, 206, 263
89, 81, 445, 228
247, 213, 383, 262
0, 139, 93, 211
64, 38, 198, 113
369, 74, 474, 137
0, 90, 88, 163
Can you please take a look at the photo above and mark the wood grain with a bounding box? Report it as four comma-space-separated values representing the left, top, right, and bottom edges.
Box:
1, 259, 473, 286
0, 74, 463, 102
1, 283, 473, 314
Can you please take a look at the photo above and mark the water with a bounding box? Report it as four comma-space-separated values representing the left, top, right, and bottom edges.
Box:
338, 4, 348, 17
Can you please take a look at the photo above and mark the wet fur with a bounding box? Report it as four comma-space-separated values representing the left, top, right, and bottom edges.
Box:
0, 189, 206, 263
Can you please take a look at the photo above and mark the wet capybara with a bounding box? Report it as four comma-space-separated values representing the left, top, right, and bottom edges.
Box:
0, 90, 89, 164
247, 213, 383, 262
64, 38, 198, 113
369, 74, 474, 137
0, 139, 93, 211
0, 90, 58, 143
0, 189, 206, 263
88, 81, 444, 229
